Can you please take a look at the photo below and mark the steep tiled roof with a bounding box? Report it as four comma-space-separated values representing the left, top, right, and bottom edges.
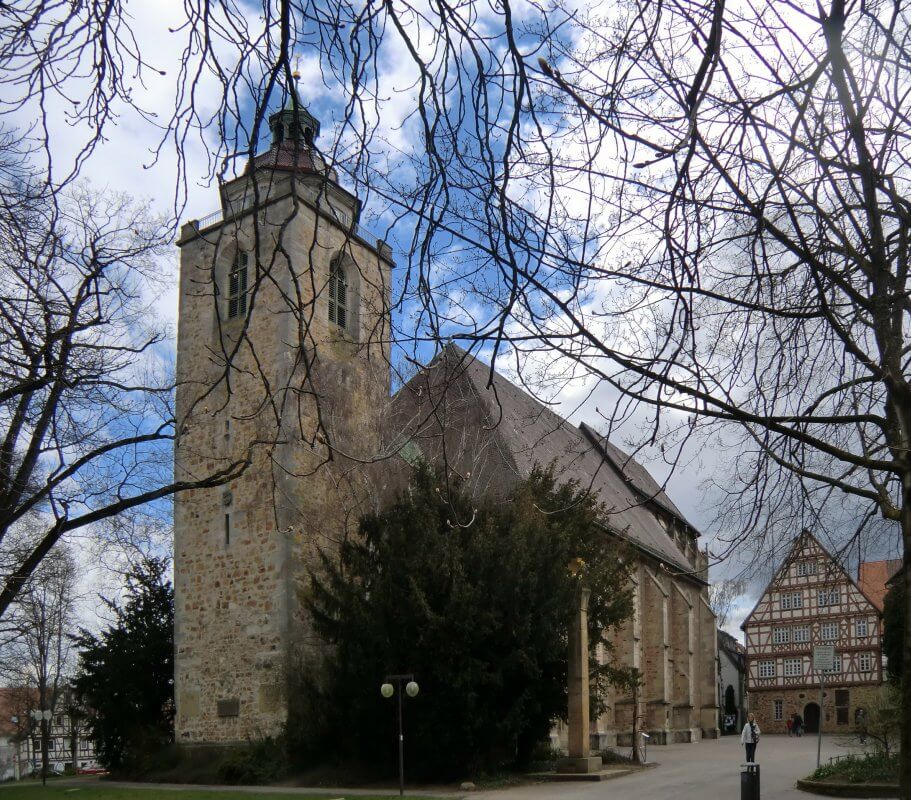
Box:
390, 344, 700, 577
579, 422, 690, 528
251, 140, 326, 175
858, 559, 902, 611
718, 629, 745, 655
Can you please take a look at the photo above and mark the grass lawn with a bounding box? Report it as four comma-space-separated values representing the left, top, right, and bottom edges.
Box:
0, 784, 441, 800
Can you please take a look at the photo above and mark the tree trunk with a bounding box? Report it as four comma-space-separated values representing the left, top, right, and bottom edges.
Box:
40, 718, 48, 786
901, 483, 911, 800
631, 679, 641, 764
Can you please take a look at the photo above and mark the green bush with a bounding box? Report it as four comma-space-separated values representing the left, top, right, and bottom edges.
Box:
216, 738, 286, 785
810, 752, 900, 784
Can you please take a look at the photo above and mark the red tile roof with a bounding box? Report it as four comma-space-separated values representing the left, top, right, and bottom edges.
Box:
251, 140, 334, 177
858, 559, 902, 611
0, 687, 35, 738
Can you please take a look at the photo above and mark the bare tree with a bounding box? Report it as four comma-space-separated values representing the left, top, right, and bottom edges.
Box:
2, 0, 910, 792
0, 147, 250, 618
708, 579, 745, 632
0, 546, 77, 781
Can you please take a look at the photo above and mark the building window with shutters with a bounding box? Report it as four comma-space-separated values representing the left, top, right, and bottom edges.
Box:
228, 251, 249, 319
328, 260, 347, 330
835, 690, 849, 725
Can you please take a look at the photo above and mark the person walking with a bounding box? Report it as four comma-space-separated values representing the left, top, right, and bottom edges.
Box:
856, 708, 867, 744
786, 717, 793, 737
741, 712, 761, 763
793, 712, 803, 737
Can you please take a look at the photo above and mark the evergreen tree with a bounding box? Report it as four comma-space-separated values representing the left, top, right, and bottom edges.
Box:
301, 466, 634, 779
883, 576, 904, 687
72, 559, 174, 771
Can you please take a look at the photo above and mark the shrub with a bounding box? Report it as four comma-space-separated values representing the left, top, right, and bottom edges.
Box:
810, 753, 900, 784
216, 738, 286, 785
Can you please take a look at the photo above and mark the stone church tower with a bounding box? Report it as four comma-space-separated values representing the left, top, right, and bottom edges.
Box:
173, 78, 393, 744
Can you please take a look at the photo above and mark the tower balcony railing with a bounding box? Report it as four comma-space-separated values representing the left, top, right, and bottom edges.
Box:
188, 205, 390, 260
193, 209, 224, 230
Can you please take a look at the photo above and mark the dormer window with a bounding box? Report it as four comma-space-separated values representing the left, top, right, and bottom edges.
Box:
328, 261, 347, 329
228, 252, 249, 319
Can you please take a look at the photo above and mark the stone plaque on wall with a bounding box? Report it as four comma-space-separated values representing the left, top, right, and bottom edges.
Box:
217, 698, 240, 718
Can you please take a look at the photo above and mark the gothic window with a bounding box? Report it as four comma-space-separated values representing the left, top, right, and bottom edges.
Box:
328, 260, 347, 329
724, 685, 736, 714
228, 251, 249, 319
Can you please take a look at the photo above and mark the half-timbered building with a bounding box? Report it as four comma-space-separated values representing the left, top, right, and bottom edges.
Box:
742, 530, 884, 733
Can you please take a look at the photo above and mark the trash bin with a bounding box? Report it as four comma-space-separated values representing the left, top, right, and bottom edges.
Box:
741, 763, 760, 800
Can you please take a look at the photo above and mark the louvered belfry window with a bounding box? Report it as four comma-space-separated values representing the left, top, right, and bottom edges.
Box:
228, 251, 249, 319
328, 261, 347, 329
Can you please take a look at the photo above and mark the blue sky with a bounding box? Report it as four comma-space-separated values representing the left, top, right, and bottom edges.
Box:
6, 0, 903, 638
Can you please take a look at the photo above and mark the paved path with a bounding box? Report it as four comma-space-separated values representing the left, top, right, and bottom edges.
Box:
473, 734, 874, 800
7, 735, 883, 800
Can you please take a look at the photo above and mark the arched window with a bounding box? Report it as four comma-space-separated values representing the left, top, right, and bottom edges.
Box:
228, 251, 248, 319
328, 261, 347, 329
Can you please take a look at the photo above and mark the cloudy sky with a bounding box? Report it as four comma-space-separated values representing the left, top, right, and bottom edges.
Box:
9, 0, 901, 639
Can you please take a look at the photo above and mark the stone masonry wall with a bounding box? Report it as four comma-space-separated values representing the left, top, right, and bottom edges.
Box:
174, 179, 391, 744
749, 683, 886, 735
592, 559, 719, 747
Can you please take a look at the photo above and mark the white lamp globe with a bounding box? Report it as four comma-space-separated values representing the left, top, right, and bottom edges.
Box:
405, 681, 419, 698
381, 682, 394, 699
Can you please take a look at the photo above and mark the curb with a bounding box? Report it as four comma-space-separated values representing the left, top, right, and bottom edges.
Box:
796, 778, 899, 798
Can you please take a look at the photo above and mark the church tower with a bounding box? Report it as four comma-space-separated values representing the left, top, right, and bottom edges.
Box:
173, 76, 393, 744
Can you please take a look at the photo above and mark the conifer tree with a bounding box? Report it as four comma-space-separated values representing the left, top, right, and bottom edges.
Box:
72, 559, 174, 771
302, 466, 634, 779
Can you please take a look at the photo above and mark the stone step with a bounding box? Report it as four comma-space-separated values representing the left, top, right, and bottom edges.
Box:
526, 767, 635, 782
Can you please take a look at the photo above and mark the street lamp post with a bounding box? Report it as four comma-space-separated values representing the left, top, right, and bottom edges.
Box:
29, 709, 52, 786
380, 674, 419, 797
